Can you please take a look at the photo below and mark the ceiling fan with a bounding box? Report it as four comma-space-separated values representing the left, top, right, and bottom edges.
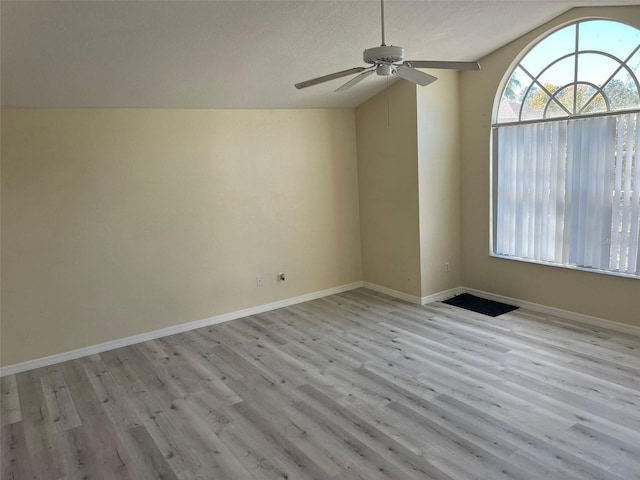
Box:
295, 0, 480, 92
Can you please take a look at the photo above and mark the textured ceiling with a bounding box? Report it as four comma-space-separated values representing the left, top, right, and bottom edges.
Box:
2, 0, 638, 108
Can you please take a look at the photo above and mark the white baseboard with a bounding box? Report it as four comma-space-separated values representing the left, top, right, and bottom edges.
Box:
361, 282, 640, 334
362, 281, 461, 306
362, 282, 423, 304
420, 287, 464, 305
4, 281, 637, 376
460, 287, 640, 335
0, 281, 364, 377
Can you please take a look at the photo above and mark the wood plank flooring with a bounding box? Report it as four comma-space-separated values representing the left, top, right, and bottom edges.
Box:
2, 288, 640, 479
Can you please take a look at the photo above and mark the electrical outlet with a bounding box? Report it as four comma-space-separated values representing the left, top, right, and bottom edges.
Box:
256, 275, 264, 287
444, 262, 450, 272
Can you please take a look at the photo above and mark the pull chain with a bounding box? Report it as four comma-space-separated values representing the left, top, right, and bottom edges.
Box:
386, 75, 390, 127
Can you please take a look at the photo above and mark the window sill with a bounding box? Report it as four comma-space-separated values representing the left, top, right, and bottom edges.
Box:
489, 253, 640, 280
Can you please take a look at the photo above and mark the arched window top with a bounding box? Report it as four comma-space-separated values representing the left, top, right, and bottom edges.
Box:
496, 19, 640, 124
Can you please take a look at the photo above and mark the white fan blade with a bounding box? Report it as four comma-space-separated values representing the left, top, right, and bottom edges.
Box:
295, 67, 367, 89
335, 70, 375, 92
403, 61, 480, 71
395, 66, 437, 86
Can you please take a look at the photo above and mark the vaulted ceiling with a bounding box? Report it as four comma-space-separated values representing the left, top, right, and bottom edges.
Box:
2, 1, 638, 108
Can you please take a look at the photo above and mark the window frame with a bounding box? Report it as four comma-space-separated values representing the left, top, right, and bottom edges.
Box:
490, 18, 640, 279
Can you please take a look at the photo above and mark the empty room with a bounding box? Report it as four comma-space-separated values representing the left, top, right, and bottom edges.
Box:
1, 1, 640, 479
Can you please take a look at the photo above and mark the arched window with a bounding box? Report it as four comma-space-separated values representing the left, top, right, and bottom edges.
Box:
492, 19, 640, 277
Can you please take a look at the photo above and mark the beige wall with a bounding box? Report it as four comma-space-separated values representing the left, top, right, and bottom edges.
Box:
356, 74, 462, 300
417, 71, 462, 297
1, 108, 362, 366
460, 6, 640, 327
355, 81, 422, 297
5, 7, 640, 366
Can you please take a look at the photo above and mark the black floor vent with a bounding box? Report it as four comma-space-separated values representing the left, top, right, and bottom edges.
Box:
443, 293, 518, 317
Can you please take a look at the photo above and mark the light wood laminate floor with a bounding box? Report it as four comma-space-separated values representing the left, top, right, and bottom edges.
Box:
2, 288, 640, 480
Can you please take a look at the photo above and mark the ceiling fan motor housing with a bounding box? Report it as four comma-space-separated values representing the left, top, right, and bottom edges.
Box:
363, 45, 405, 65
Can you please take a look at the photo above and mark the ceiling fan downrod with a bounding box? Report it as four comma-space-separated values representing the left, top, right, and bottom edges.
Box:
380, 0, 386, 46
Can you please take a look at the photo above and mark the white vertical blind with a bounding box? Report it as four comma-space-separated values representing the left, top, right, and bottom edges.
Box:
566, 116, 616, 270
611, 113, 640, 274
496, 121, 568, 263
494, 113, 640, 277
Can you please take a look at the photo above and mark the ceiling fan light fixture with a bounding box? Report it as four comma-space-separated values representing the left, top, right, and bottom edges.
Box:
376, 64, 395, 76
